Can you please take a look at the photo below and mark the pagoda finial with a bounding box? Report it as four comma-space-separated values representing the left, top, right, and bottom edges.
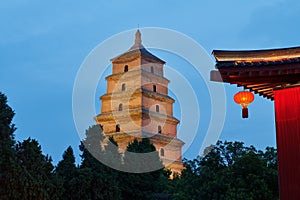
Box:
135, 29, 142, 45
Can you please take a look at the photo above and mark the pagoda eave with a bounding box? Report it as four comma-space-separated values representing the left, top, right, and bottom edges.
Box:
211, 52, 300, 100
95, 109, 179, 124
100, 88, 175, 104
103, 131, 184, 147
105, 69, 170, 84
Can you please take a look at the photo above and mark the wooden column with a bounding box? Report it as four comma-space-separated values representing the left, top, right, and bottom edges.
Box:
274, 86, 300, 200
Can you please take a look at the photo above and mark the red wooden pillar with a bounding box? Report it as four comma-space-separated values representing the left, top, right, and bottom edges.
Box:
274, 86, 300, 200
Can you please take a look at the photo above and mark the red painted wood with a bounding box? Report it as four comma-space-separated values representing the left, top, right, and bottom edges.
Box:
274, 86, 300, 200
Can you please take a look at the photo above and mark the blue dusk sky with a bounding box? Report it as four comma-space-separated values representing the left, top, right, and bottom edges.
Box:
1, 0, 300, 164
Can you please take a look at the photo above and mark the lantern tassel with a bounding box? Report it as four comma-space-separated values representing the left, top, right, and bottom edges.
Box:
242, 107, 248, 118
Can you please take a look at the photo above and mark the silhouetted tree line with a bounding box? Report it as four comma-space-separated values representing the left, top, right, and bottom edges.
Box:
0, 92, 278, 200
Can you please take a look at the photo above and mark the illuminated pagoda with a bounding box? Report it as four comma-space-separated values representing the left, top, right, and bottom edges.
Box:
211, 46, 300, 200
95, 30, 184, 173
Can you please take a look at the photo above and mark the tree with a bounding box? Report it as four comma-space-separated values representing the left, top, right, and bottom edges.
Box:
120, 138, 166, 200
0, 93, 63, 200
79, 125, 121, 200
15, 138, 63, 200
0, 93, 20, 199
56, 146, 77, 200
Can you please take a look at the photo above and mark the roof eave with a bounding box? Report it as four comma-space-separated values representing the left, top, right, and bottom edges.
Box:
212, 46, 300, 63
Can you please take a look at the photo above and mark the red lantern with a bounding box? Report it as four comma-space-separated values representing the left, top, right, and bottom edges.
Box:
234, 91, 254, 118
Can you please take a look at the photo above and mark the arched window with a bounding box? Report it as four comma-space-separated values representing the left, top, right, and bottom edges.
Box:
116, 124, 120, 132
118, 103, 123, 111
158, 125, 162, 134
153, 85, 156, 92
150, 66, 154, 73
156, 105, 159, 112
124, 65, 128, 72
122, 83, 126, 91
160, 148, 165, 156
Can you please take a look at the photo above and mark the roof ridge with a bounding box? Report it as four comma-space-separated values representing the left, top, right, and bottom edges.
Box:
213, 46, 300, 62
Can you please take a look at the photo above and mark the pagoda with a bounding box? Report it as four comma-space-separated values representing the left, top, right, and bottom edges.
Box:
95, 30, 184, 173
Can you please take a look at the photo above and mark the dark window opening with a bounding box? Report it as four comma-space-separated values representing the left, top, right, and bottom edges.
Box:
122, 83, 126, 91
116, 124, 120, 132
160, 148, 165, 156
124, 65, 128, 72
153, 85, 157, 92
158, 125, 162, 134
156, 105, 159, 112
151, 66, 154, 73
118, 103, 123, 111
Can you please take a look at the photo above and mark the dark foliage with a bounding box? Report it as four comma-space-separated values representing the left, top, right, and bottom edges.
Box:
169, 141, 279, 200
55, 146, 77, 200
0, 93, 20, 199
0, 93, 62, 200
78, 125, 121, 200
15, 138, 62, 200
120, 138, 167, 200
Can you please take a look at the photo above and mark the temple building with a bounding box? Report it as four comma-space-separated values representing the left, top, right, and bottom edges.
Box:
95, 30, 184, 173
211, 46, 300, 200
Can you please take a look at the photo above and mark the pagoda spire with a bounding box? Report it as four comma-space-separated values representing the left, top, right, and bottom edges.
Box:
135, 29, 142, 45
130, 29, 144, 50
